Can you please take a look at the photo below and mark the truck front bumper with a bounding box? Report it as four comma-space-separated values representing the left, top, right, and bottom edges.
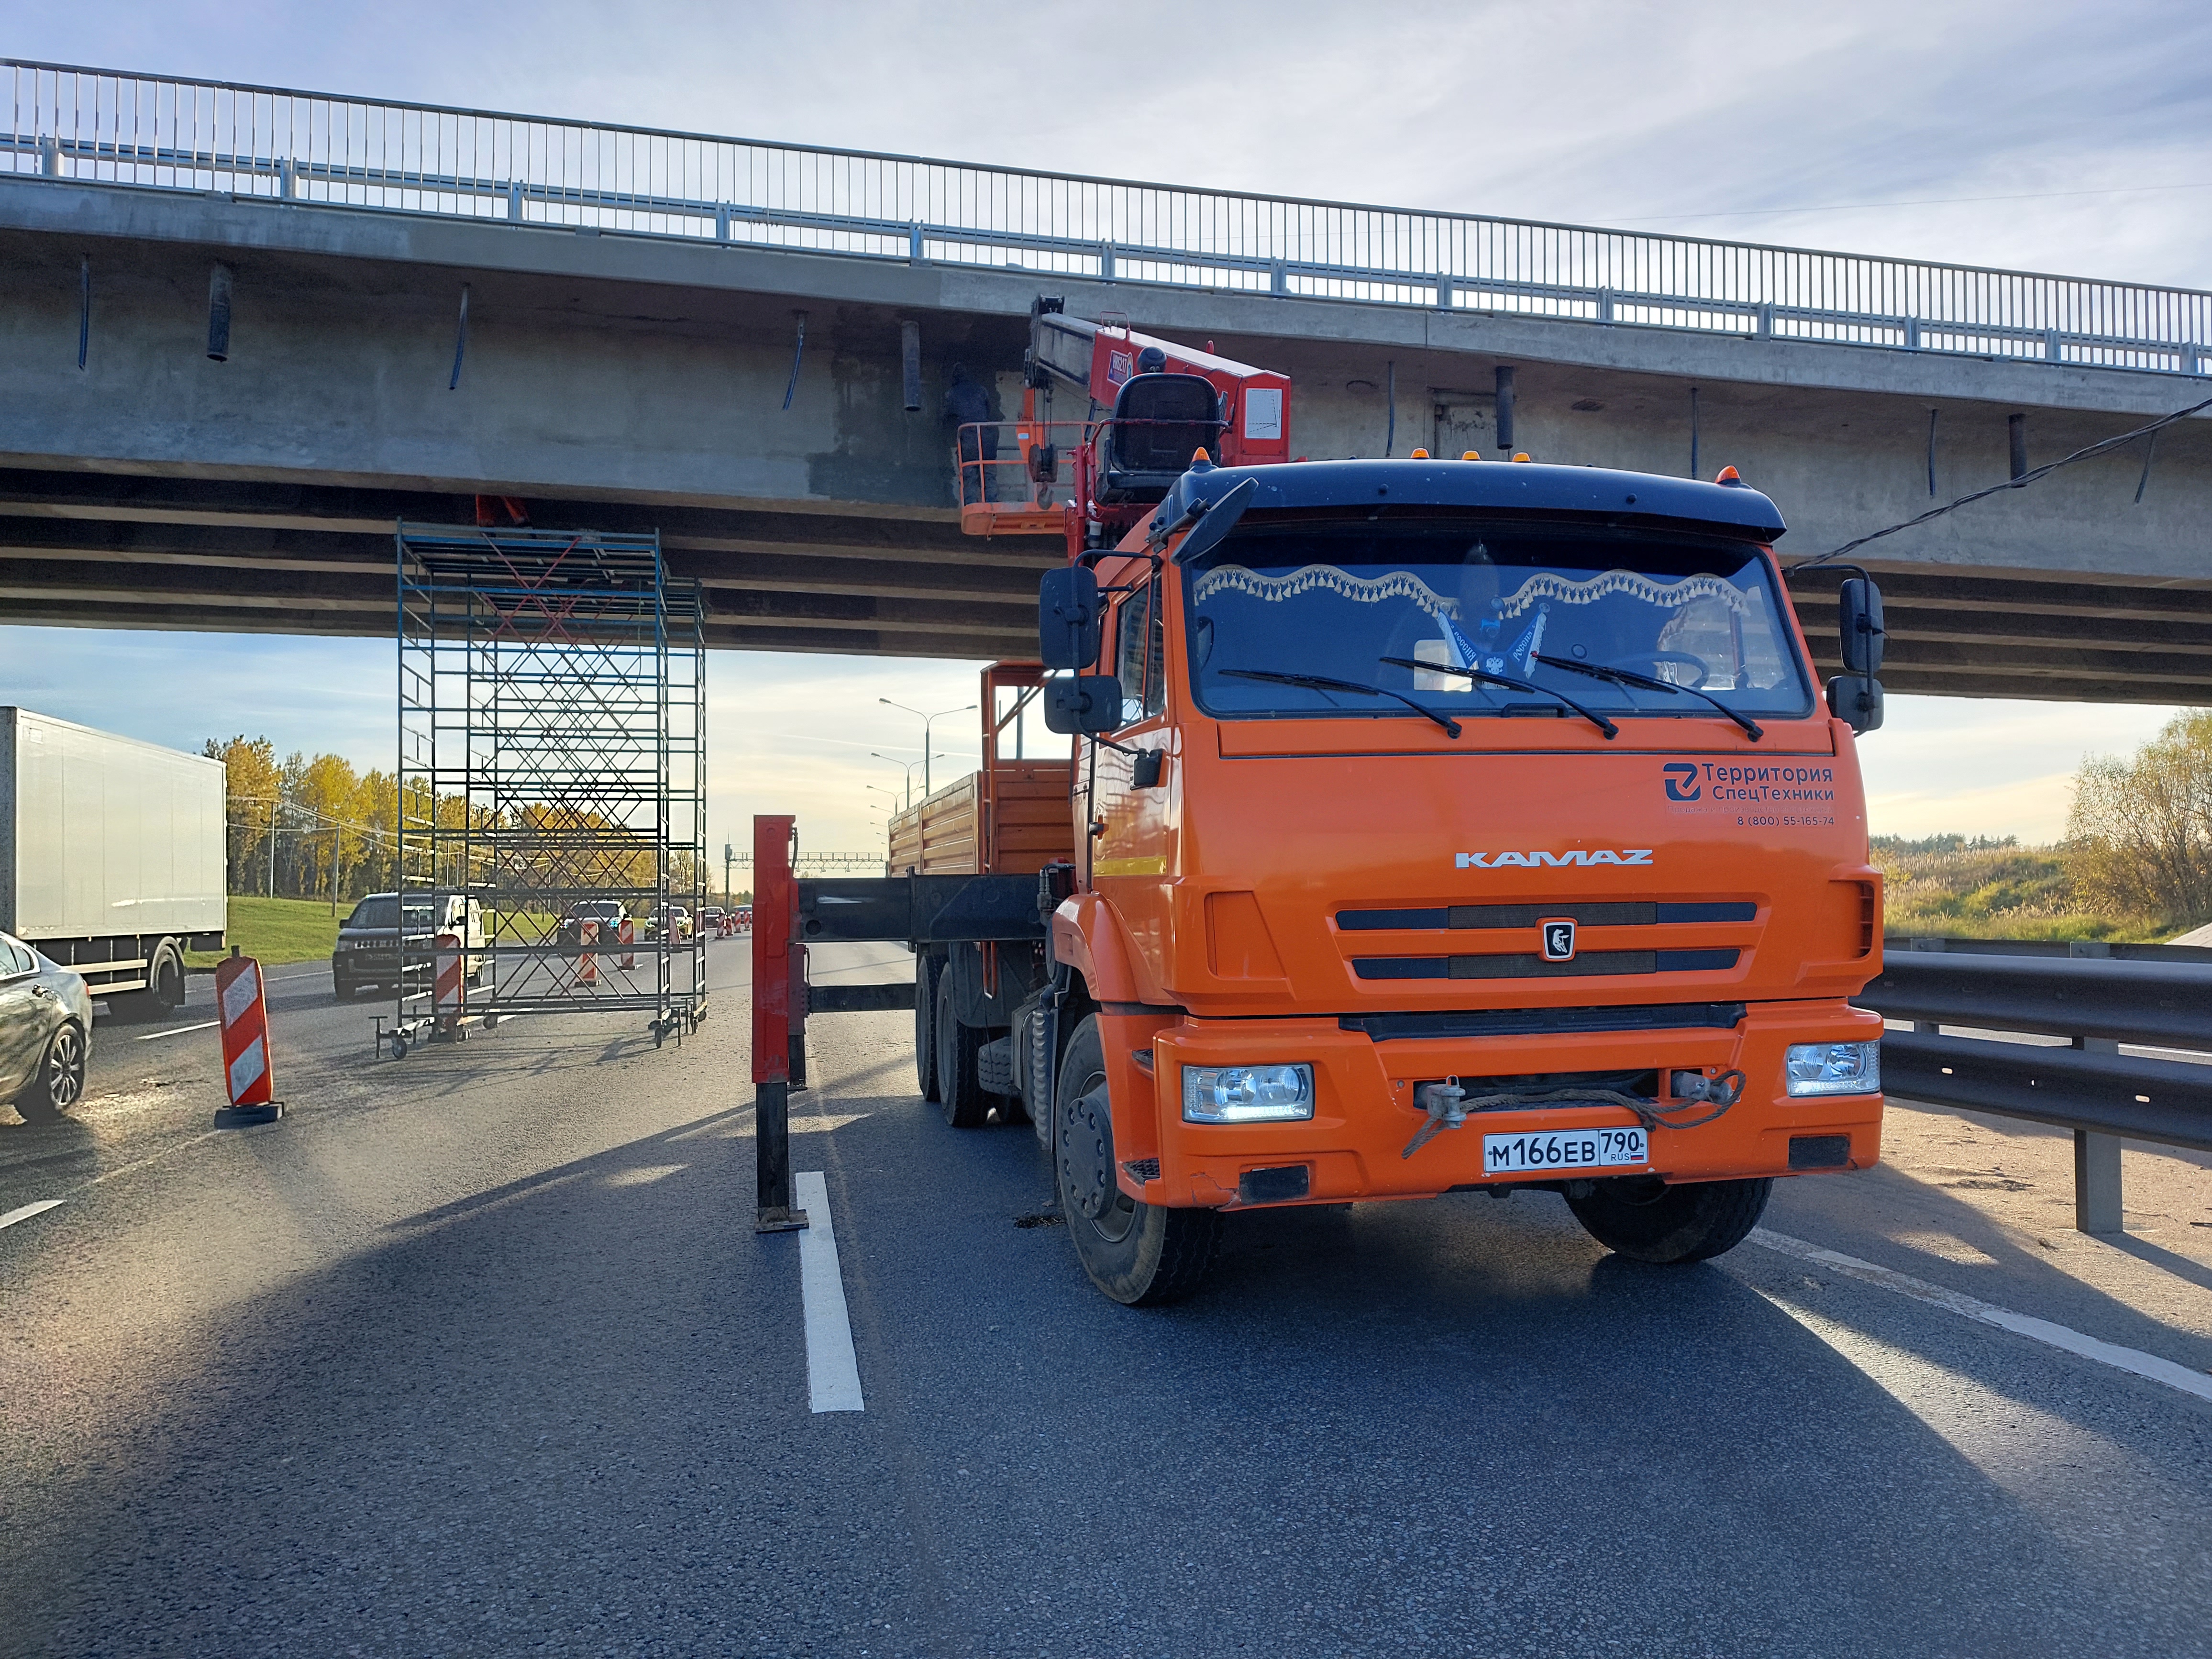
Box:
1109, 1001, 1884, 1209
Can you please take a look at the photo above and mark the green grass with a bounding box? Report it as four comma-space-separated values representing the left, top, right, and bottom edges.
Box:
185, 895, 345, 968
1872, 842, 2166, 943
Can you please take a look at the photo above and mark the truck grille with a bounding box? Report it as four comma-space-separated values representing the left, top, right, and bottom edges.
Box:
1352, 949, 1739, 980
1341, 1004, 1746, 1040
1338, 901, 1755, 930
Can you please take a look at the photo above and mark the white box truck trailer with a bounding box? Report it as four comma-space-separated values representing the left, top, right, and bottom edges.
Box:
0, 709, 225, 1018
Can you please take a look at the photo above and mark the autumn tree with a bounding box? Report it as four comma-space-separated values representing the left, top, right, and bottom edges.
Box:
203, 735, 281, 894
2067, 711, 2212, 930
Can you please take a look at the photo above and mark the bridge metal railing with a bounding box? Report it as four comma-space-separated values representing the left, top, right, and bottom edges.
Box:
7, 58, 2210, 380
1862, 936, 2212, 1235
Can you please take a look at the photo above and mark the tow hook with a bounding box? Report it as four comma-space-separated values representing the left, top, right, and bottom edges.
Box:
1401, 1076, 1468, 1159
1667, 1069, 1745, 1107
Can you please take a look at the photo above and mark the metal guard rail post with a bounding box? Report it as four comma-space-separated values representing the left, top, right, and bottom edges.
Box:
1863, 938, 2212, 1234
5, 58, 2209, 380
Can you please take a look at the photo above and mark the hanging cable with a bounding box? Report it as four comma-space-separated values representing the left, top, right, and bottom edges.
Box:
781, 310, 808, 411
1792, 390, 2212, 572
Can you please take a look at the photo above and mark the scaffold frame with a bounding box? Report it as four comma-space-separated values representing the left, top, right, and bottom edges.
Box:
396, 522, 706, 1041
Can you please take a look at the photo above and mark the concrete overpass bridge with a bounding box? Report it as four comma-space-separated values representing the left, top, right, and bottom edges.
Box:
3, 61, 2210, 702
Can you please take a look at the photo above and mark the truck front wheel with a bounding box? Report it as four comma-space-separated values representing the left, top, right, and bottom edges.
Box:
934, 967, 991, 1128
1054, 1015, 1220, 1305
1565, 1174, 1771, 1264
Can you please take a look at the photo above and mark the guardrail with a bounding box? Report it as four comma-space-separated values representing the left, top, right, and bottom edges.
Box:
6, 59, 2210, 379
1865, 936, 2212, 1234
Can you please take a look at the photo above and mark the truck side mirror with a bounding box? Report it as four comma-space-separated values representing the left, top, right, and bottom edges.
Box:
1827, 675, 1884, 734
1838, 576, 1886, 675
1044, 674, 1124, 735
1039, 567, 1102, 669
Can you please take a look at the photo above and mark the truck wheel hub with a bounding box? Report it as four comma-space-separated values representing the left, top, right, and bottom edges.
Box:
1062, 1082, 1115, 1220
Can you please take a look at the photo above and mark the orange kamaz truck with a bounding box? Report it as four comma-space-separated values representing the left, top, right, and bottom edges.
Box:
815, 310, 1890, 1305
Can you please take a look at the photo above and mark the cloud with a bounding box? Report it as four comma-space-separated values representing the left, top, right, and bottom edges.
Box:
17, 0, 2209, 281
1860, 695, 2182, 842
7, 3, 2201, 857
0, 627, 987, 855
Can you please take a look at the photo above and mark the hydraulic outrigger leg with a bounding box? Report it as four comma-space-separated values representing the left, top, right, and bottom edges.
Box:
752, 814, 809, 1233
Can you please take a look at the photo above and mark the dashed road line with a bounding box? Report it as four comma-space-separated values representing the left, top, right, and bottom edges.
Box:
794, 1169, 864, 1414
0, 1198, 65, 1231
1750, 1228, 2212, 1405
134, 1020, 220, 1042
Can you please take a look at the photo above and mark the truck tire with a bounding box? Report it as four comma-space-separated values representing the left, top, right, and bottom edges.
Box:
1565, 1175, 1771, 1265
1054, 1015, 1220, 1305
14, 1021, 87, 1124
109, 941, 185, 1023
148, 943, 185, 1013
915, 951, 944, 1102
934, 967, 991, 1128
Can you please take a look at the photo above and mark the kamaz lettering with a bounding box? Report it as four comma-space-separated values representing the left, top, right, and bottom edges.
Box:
1455, 849, 1653, 869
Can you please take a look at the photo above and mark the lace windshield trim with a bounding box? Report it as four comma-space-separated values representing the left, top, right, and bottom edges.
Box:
1192, 564, 1461, 614
1498, 570, 1752, 618
1194, 564, 1752, 618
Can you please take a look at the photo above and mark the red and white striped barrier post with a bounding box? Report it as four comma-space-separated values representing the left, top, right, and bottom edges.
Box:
619, 916, 636, 971
435, 929, 465, 1033
579, 918, 598, 985
214, 949, 282, 1127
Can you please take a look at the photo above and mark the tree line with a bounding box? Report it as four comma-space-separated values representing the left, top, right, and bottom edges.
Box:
204, 737, 706, 907
205, 737, 399, 902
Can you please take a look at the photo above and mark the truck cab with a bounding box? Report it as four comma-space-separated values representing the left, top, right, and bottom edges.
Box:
986, 455, 1885, 1303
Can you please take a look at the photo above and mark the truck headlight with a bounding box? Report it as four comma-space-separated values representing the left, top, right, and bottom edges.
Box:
1785, 1041, 1881, 1097
1183, 1063, 1314, 1123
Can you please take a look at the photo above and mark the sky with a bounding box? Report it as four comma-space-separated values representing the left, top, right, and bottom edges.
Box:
5, 0, 2207, 850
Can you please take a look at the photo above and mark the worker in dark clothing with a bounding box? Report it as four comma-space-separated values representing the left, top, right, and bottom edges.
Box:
946, 363, 999, 504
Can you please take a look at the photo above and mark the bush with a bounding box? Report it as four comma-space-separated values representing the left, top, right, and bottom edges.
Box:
2066, 711, 2212, 931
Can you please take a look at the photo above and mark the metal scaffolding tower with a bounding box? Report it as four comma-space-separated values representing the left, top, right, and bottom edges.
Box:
396, 523, 706, 1046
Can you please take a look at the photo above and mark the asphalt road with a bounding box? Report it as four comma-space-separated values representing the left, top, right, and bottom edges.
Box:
3, 941, 2210, 1657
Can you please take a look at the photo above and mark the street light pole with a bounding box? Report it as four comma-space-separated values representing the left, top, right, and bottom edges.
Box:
871, 750, 947, 807
878, 699, 975, 799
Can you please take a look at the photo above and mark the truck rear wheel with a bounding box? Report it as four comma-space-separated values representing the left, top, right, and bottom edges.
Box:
109, 940, 185, 1023
915, 951, 943, 1102
1565, 1174, 1771, 1264
934, 967, 991, 1128
1054, 1015, 1220, 1305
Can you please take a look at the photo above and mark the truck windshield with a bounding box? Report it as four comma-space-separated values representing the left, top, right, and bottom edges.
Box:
1183, 518, 1813, 724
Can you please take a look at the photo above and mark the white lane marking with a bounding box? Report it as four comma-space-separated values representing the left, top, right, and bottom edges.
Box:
1749, 1228, 2212, 1405
0, 1199, 64, 1231
794, 1169, 864, 1414
134, 1020, 220, 1042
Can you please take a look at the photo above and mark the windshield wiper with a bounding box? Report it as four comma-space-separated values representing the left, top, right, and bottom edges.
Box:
1221, 669, 1461, 739
1534, 654, 1763, 741
1377, 658, 1617, 740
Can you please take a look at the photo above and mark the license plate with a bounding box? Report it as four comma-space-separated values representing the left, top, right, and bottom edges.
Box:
1482, 1126, 1648, 1175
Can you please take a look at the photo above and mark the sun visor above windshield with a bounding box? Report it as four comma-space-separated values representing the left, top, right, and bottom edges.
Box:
1149, 459, 1787, 544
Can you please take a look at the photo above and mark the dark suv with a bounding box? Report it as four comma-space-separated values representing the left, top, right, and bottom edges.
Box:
335, 893, 485, 1000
